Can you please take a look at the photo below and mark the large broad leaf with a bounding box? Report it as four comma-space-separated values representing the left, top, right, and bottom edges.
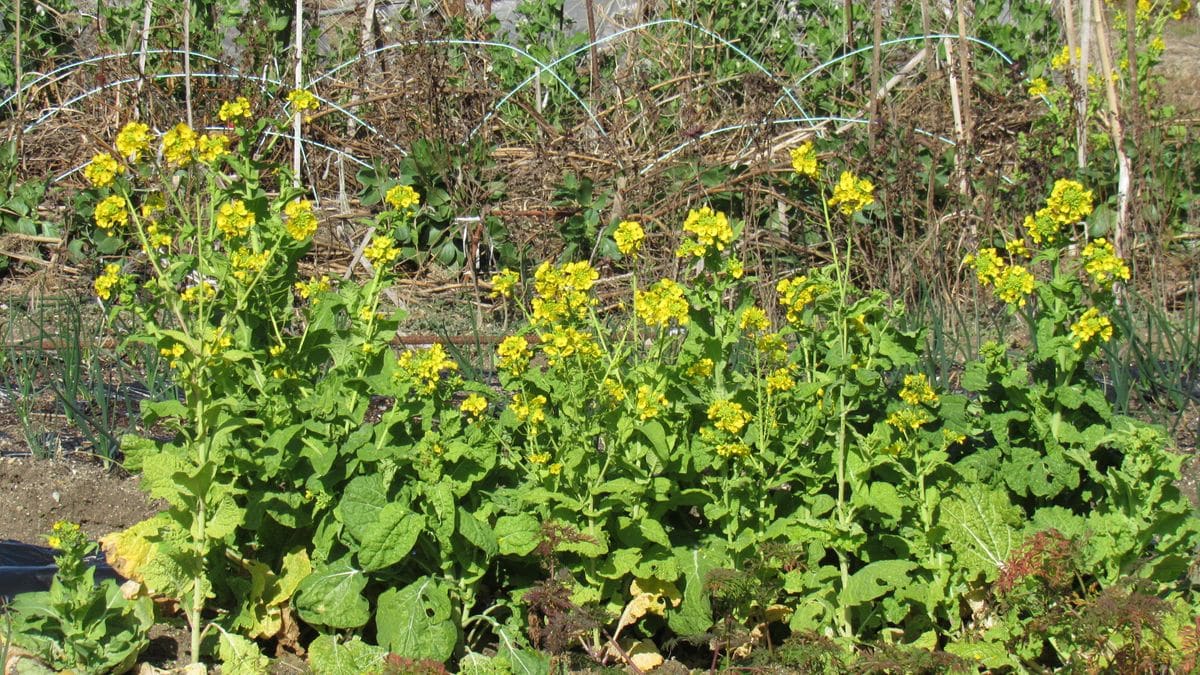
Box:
358, 504, 424, 572
307, 634, 387, 675
205, 496, 246, 540
336, 475, 388, 543
492, 626, 551, 675
495, 514, 541, 556
457, 507, 498, 557
939, 485, 1022, 582
218, 631, 271, 675
294, 559, 369, 629
668, 547, 718, 636
839, 560, 918, 607
376, 576, 458, 662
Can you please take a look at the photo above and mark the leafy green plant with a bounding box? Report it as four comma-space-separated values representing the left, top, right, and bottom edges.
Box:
7, 521, 153, 674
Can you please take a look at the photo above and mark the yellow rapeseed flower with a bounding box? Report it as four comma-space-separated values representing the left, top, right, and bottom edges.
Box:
115, 121, 152, 161
1081, 237, 1130, 290
231, 247, 271, 283
94, 263, 123, 301
295, 275, 331, 301
197, 134, 230, 165
827, 171, 875, 215
1005, 238, 1029, 259
756, 332, 789, 364
512, 392, 548, 428
84, 152, 123, 187
634, 278, 690, 327
162, 122, 197, 165
287, 89, 319, 112
530, 261, 597, 327
497, 335, 531, 375
397, 343, 458, 394
615, 220, 645, 257
677, 206, 734, 256
707, 399, 751, 435
1070, 307, 1113, 350
1044, 179, 1094, 225
994, 264, 1036, 308
1023, 209, 1060, 246
635, 384, 668, 421
776, 276, 827, 323
363, 234, 401, 267
489, 269, 520, 299
738, 306, 769, 334
181, 281, 216, 304
283, 199, 318, 240
886, 406, 932, 431
216, 200, 255, 239
603, 377, 627, 406
790, 141, 819, 178
538, 325, 601, 367
94, 195, 130, 233
899, 373, 938, 406
964, 248, 1005, 286
160, 342, 186, 369
218, 96, 252, 124
685, 358, 714, 380
385, 184, 420, 211
1051, 45, 1080, 71
765, 366, 796, 393
460, 393, 488, 419
714, 442, 751, 458
1027, 77, 1049, 98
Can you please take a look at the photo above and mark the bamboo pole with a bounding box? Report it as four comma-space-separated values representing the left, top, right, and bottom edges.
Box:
136, 0, 153, 120
585, 0, 599, 98
1078, 0, 1091, 168
944, 37, 967, 193
183, 0, 192, 128
869, 0, 883, 146
955, 0, 974, 147
1090, 0, 1131, 259
292, 0, 304, 185
12, 0, 22, 149
1125, 0, 1140, 139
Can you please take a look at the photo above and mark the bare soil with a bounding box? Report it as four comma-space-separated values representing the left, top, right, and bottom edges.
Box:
0, 455, 156, 544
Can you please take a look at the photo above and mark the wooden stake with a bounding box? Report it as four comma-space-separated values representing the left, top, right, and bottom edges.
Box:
1090, 0, 1130, 259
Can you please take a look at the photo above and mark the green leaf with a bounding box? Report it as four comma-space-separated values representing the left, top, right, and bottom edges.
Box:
638, 519, 672, 548
307, 634, 387, 675
597, 548, 642, 579
218, 631, 270, 675
839, 560, 918, 607
495, 514, 541, 556
336, 475, 388, 543
294, 559, 369, 629
944, 639, 1019, 668
425, 481, 456, 546
358, 504, 424, 572
669, 547, 717, 636
939, 485, 1021, 582
457, 508, 498, 557
376, 577, 458, 662
494, 626, 551, 675
205, 496, 245, 540
640, 420, 671, 461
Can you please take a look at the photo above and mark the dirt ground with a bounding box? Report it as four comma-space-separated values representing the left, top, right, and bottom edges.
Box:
0, 455, 156, 544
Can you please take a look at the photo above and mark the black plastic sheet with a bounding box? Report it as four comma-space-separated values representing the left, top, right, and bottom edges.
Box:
0, 539, 122, 602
